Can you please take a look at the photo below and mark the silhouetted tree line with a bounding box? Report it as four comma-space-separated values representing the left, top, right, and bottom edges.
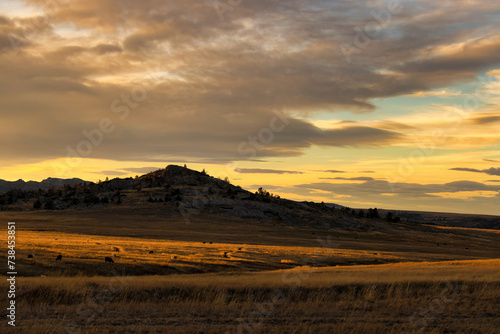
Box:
366, 208, 380, 219
303, 201, 335, 212
384, 211, 401, 222
337, 207, 401, 222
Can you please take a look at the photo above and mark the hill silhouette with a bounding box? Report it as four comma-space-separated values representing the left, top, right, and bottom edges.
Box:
0, 177, 86, 193
0, 165, 377, 228
1, 165, 498, 230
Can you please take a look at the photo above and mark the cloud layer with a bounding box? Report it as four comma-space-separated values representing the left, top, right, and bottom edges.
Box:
1, 0, 500, 164
1, 0, 500, 215
450, 167, 500, 176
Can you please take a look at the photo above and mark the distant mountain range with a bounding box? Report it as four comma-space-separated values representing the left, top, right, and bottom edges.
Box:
0, 177, 87, 194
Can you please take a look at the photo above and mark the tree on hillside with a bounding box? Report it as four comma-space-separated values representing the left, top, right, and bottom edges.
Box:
385, 212, 394, 222
385, 211, 401, 222
255, 187, 280, 200
367, 208, 380, 219
33, 199, 42, 210
84, 194, 100, 206
44, 199, 54, 210
114, 191, 122, 205
256, 187, 270, 197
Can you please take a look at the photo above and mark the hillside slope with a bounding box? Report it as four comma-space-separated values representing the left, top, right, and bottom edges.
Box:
1, 165, 498, 230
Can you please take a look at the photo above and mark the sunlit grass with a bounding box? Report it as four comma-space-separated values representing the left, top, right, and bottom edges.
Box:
4, 230, 462, 277
3, 260, 499, 334
1, 210, 499, 333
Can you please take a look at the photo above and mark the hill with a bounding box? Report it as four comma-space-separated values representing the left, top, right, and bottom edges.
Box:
0, 165, 366, 229
0, 165, 498, 230
0, 177, 86, 193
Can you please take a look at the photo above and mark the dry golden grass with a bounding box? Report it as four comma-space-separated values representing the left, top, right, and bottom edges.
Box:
1, 209, 499, 333
4, 229, 496, 277
1, 260, 499, 333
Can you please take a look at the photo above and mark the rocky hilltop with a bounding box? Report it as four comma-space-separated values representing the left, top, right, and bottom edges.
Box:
0, 165, 369, 229
2, 165, 498, 229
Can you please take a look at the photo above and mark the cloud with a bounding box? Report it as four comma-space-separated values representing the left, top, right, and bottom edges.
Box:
1, 0, 500, 165
450, 167, 500, 176
398, 37, 500, 82
122, 167, 163, 173
315, 127, 402, 147
450, 167, 482, 173
247, 184, 282, 190
404, 89, 462, 97
91, 170, 128, 176
296, 179, 500, 200
324, 170, 346, 173
235, 168, 303, 174
91, 44, 122, 55
484, 168, 500, 176
282, 176, 500, 214
469, 115, 500, 125
320, 177, 375, 181
484, 159, 500, 163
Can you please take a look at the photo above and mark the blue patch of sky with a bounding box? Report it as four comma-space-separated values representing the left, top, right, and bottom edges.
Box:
309, 74, 497, 123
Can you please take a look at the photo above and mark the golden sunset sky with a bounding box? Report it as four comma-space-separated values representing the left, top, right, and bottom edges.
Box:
1, 0, 499, 214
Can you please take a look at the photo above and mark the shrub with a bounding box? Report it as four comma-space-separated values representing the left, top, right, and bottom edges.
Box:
33, 199, 42, 210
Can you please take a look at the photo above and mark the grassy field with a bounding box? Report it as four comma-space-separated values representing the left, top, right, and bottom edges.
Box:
1, 260, 499, 333
8, 228, 496, 277
1, 209, 499, 333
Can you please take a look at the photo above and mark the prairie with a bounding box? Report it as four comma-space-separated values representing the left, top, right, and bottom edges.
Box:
1, 208, 499, 333
1, 260, 499, 333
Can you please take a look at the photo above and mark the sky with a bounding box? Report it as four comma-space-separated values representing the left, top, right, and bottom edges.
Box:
1, 0, 500, 215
